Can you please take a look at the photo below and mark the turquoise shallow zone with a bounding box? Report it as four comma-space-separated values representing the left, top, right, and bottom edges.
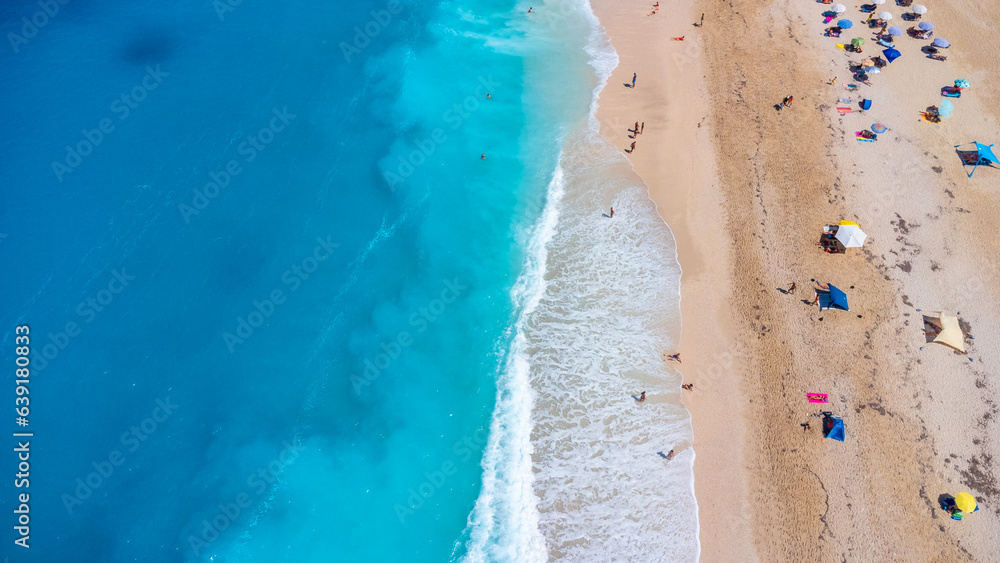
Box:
0, 0, 588, 560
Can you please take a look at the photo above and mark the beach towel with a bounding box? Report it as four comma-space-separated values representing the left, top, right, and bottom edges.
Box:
837, 107, 853, 114
856, 131, 876, 142
807, 393, 829, 403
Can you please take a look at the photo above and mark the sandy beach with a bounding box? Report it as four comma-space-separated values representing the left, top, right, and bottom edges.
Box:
591, 0, 1000, 559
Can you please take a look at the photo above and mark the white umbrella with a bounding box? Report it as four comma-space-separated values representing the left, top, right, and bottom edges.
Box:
835, 224, 868, 248
878, 12, 893, 21
832, 4, 847, 13
912, 4, 927, 15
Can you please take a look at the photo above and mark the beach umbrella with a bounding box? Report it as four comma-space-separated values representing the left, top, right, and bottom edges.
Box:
955, 493, 977, 513
883, 48, 901, 63
872, 0, 886, 4
918, 21, 934, 31
831, 3, 846, 13
836, 222, 868, 248
938, 99, 954, 118
887, 26, 903, 36
912, 4, 927, 15
955, 79, 970, 88
878, 12, 893, 21
933, 37, 950, 48
852, 37, 866, 48
872, 123, 887, 134
839, 19, 854, 29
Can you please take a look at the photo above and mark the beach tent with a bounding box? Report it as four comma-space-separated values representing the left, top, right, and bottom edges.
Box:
822, 414, 845, 442
835, 221, 867, 248
923, 312, 965, 352
860, 98, 873, 110
883, 48, 902, 63
818, 284, 849, 311
954, 142, 999, 177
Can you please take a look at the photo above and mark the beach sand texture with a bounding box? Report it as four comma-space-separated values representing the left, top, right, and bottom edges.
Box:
591, 0, 1000, 560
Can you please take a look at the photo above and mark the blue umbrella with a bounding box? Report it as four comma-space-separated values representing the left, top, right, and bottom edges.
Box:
872, 123, 887, 134
918, 21, 934, 31
933, 37, 950, 48
887, 26, 903, 36
839, 19, 854, 29
883, 48, 902, 62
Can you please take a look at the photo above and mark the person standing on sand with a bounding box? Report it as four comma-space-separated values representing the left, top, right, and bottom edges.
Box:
781, 95, 794, 108
640, 122, 645, 134
632, 73, 637, 87
634, 121, 639, 135
787, 282, 797, 294
700, 13, 704, 27
629, 141, 636, 152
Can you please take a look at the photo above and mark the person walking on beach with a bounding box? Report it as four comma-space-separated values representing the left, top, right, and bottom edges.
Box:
640, 122, 645, 134
610, 207, 615, 218
629, 141, 636, 152
781, 95, 794, 109
634, 121, 639, 135
632, 73, 637, 88
639, 391, 646, 402
700, 13, 704, 27
787, 281, 797, 294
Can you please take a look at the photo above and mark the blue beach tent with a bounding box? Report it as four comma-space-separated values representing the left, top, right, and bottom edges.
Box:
883, 48, 902, 63
818, 284, 850, 311
860, 99, 872, 110
823, 415, 845, 442
954, 142, 999, 177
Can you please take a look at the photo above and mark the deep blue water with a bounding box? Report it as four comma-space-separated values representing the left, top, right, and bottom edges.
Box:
0, 0, 570, 560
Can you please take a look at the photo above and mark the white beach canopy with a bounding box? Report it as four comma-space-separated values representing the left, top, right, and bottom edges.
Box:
832, 4, 847, 14
835, 223, 868, 248
912, 4, 927, 15
878, 12, 893, 21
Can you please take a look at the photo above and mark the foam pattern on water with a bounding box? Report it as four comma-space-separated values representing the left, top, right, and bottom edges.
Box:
524, 133, 699, 561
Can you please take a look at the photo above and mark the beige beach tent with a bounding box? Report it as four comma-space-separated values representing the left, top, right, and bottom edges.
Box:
924, 312, 965, 352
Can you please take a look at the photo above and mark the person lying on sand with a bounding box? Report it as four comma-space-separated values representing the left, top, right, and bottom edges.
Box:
681, 383, 694, 391
664, 353, 682, 363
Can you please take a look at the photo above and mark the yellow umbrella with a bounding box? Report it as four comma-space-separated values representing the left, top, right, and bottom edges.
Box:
955, 492, 977, 513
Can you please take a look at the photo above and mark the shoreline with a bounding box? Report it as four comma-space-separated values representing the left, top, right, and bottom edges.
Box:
588, 0, 754, 560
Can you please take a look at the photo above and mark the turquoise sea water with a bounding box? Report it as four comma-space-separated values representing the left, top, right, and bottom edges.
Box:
1, 0, 695, 560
